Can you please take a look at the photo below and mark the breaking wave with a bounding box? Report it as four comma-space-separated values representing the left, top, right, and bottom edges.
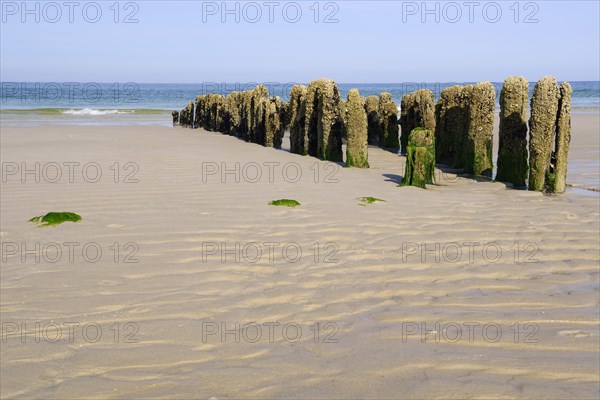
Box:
62, 108, 135, 115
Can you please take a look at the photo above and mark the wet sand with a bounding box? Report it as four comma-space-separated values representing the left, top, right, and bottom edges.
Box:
1, 114, 598, 399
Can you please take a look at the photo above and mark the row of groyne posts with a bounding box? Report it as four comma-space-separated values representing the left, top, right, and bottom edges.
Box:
174, 76, 571, 192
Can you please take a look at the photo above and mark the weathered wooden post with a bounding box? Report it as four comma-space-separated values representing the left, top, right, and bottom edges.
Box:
180, 101, 194, 128
552, 82, 573, 193
378, 92, 400, 150
496, 77, 529, 186
345, 89, 369, 168
400, 89, 435, 154
464, 82, 495, 177
289, 85, 308, 154
434, 85, 466, 165
207, 94, 225, 132
225, 91, 242, 136
401, 128, 436, 188
528, 76, 560, 191
239, 90, 252, 141
280, 101, 291, 132
249, 85, 269, 144
365, 95, 380, 145
194, 95, 206, 129
263, 97, 284, 148
304, 78, 343, 161
339, 98, 347, 139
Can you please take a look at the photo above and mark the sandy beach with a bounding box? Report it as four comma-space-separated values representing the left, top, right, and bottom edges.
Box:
0, 114, 598, 399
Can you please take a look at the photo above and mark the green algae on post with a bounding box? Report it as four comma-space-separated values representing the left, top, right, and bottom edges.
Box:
358, 197, 385, 206
289, 85, 309, 155
304, 78, 344, 162
29, 212, 82, 227
552, 82, 573, 194
378, 92, 400, 150
496, 76, 529, 187
269, 199, 300, 208
401, 127, 436, 189
434, 85, 466, 166
528, 76, 560, 192
400, 90, 436, 154
365, 95, 381, 145
345, 89, 370, 168
465, 82, 496, 177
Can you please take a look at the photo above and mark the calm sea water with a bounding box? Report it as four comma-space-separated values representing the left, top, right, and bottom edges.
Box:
1, 81, 598, 126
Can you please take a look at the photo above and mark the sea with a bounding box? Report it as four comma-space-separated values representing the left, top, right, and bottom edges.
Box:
1, 81, 598, 127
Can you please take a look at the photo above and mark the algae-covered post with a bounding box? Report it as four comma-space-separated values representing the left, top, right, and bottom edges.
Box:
416, 89, 436, 132
201, 95, 212, 131
496, 76, 529, 187
180, 101, 194, 128
273, 99, 286, 149
194, 95, 206, 129
280, 101, 291, 132
289, 85, 308, 155
248, 85, 269, 144
552, 82, 573, 193
528, 76, 560, 192
172, 111, 179, 126
345, 89, 369, 168
179, 106, 186, 127
179, 107, 184, 127
225, 91, 242, 136
400, 89, 435, 154
365, 95, 380, 145
399, 94, 412, 152
339, 98, 347, 139
216, 94, 228, 133
434, 85, 465, 165
378, 92, 400, 150
402, 127, 436, 188
188, 101, 195, 128
263, 96, 285, 148
464, 82, 495, 177
304, 78, 343, 161
239, 90, 252, 141
206, 94, 225, 132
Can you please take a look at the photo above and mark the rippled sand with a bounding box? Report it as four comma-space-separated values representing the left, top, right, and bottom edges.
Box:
1, 115, 598, 399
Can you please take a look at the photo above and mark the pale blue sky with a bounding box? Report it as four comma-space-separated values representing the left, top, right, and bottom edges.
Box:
1, 0, 599, 83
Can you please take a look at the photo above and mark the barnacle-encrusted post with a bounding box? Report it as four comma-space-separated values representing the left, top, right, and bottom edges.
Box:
528, 76, 560, 191
345, 89, 369, 168
401, 127, 436, 188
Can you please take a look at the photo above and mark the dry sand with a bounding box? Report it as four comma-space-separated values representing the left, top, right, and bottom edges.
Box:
1, 114, 599, 399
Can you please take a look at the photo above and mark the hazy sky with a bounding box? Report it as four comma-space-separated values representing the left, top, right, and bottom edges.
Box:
1, 0, 599, 83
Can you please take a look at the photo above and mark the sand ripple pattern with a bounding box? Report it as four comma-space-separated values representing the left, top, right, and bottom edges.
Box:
1, 126, 598, 399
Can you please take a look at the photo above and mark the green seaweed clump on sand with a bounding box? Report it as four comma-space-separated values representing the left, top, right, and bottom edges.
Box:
269, 199, 301, 208
358, 197, 385, 206
29, 212, 82, 227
